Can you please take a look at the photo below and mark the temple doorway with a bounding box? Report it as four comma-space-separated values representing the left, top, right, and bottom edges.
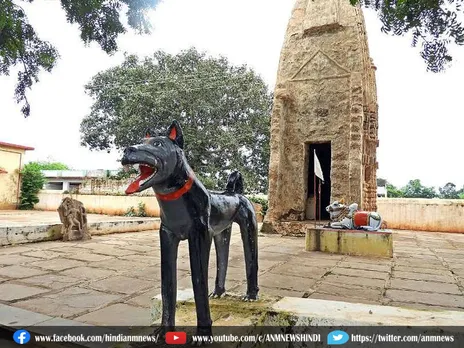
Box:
306, 142, 331, 220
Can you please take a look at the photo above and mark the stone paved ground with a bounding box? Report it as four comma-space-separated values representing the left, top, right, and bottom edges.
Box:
0, 226, 464, 325
0, 210, 157, 227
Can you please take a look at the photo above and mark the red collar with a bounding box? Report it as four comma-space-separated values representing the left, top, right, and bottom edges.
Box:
155, 171, 195, 201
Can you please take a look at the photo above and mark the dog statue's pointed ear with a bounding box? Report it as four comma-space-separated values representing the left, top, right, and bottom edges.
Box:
167, 120, 184, 149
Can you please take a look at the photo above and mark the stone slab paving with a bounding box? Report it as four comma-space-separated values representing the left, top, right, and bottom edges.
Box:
0, 210, 156, 227
0, 225, 464, 326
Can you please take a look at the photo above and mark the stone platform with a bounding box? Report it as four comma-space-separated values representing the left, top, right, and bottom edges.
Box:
0, 210, 160, 246
263, 220, 393, 258
152, 289, 464, 328
305, 227, 393, 258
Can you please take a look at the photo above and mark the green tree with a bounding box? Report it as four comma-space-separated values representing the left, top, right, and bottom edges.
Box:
401, 179, 437, 198
108, 166, 138, 180
376, 177, 387, 187
439, 182, 460, 199
386, 183, 404, 198
19, 163, 45, 209
352, 0, 464, 72
26, 161, 70, 171
456, 185, 464, 199
377, 177, 403, 197
80, 48, 272, 193
1, 0, 159, 118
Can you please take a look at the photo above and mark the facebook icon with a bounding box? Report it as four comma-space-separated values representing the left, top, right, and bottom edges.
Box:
13, 330, 31, 345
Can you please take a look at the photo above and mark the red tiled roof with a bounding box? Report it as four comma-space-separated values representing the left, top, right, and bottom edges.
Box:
0, 141, 34, 151
0, 168, 7, 174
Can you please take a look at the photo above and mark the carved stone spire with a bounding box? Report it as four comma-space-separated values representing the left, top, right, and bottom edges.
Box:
263, 0, 379, 234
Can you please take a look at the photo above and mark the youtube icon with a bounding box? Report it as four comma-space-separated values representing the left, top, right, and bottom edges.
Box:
165, 332, 187, 345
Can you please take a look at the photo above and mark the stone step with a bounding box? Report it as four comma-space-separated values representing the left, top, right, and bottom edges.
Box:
152, 289, 464, 328
0, 218, 160, 246
272, 297, 464, 327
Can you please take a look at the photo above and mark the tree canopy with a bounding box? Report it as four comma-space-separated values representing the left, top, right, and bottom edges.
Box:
80, 48, 272, 193
2, 1, 463, 118
400, 179, 437, 198
386, 183, 405, 198
353, 0, 464, 72
376, 177, 387, 187
26, 161, 70, 171
1, 0, 159, 117
439, 182, 463, 199
380, 179, 464, 199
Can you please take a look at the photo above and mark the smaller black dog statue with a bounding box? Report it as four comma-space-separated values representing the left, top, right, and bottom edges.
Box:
121, 121, 259, 338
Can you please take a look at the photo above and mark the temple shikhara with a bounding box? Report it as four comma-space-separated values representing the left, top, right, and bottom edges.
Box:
263, 0, 379, 234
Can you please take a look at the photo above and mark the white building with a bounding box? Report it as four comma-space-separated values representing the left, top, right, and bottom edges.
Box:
377, 186, 387, 198
41, 170, 119, 192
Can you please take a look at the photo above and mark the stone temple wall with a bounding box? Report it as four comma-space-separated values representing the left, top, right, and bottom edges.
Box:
263, 0, 379, 232
358, 8, 379, 212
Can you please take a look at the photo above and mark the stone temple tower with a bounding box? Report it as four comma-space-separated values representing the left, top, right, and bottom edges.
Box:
262, 0, 379, 234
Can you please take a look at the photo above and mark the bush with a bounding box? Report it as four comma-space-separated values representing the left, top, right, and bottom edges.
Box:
137, 202, 147, 217
124, 202, 147, 217
19, 164, 45, 210
248, 196, 268, 216
124, 206, 137, 217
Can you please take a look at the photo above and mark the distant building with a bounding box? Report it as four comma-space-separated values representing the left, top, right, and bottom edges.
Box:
0, 141, 35, 209
41, 169, 119, 192
377, 186, 387, 198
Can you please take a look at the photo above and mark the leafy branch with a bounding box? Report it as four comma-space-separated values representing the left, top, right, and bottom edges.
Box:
352, 0, 464, 72
0, 0, 159, 117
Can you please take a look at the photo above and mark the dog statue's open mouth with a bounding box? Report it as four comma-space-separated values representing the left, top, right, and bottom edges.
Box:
125, 164, 157, 194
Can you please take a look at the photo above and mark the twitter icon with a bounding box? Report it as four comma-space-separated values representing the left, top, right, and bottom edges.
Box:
327, 330, 350, 345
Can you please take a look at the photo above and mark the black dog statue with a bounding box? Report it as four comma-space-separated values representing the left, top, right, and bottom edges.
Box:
121, 121, 259, 337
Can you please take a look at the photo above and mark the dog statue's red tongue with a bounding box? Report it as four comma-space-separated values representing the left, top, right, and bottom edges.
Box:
125, 165, 154, 195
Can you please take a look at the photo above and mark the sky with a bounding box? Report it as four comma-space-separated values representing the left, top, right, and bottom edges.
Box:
0, 0, 463, 190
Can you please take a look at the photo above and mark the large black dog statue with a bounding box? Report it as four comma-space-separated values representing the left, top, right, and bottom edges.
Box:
121, 121, 259, 337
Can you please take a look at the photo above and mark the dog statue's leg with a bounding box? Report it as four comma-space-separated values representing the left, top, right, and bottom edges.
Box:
238, 210, 259, 301
159, 224, 180, 332
188, 220, 213, 338
210, 226, 232, 298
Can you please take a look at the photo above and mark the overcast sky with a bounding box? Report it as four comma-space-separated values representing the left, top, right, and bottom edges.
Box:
1, 0, 463, 190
